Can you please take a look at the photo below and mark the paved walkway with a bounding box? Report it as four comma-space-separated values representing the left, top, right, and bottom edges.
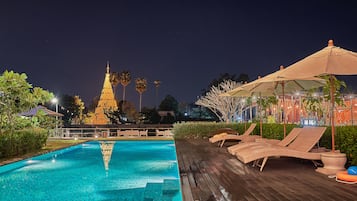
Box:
175, 139, 357, 201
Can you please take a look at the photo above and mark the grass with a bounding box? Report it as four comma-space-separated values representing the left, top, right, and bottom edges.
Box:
43, 139, 87, 151
0, 139, 87, 166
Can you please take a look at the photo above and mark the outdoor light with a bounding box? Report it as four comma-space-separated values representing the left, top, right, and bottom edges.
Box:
51, 97, 59, 136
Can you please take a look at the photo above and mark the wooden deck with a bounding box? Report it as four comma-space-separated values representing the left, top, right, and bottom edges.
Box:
175, 139, 357, 201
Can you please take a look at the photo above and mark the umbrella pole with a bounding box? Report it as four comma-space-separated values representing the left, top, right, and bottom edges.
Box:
330, 75, 336, 152
282, 81, 286, 138
259, 92, 263, 136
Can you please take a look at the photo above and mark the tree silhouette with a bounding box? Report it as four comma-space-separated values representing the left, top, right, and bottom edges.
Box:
119, 71, 131, 101
154, 80, 161, 108
135, 78, 147, 112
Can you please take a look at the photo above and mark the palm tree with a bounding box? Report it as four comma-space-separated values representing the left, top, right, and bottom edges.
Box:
110, 72, 120, 99
135, 78, 147, 112
119, 71, 131, 101
154, 80, 161, 109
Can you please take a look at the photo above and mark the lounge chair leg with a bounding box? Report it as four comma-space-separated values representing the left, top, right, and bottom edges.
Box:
260, 157, 268, 172
220, 140, 226, 147
252, 160, 259, 167
311, 160, 322, 167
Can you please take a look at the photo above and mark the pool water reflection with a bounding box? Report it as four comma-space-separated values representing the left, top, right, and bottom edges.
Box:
0, 141, 182, 201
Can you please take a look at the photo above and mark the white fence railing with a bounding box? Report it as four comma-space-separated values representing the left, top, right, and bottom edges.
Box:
53, 127, 173, 138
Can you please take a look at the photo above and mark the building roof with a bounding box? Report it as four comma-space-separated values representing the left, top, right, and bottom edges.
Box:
19, 105, 63, 117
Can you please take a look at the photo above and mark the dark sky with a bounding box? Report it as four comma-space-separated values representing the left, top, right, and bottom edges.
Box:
1, 0, 357, 109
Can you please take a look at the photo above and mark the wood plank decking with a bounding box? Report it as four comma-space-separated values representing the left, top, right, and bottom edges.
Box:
175, 139, 357, 201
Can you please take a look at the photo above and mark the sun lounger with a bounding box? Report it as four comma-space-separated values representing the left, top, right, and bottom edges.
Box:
209, 128, 238, 136
209, 123, 257, 147
117, 129, 140, 137
227, 127, 302, 155
156, 129, 173, 137
235, 126, 327, 171
139, 129, 148, 137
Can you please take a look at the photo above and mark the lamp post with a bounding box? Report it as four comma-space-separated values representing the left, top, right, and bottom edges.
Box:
52, 97, 58, 135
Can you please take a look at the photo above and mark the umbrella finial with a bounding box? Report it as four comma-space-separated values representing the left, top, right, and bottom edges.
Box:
258, 75, 261, 79
328, 40, 334, 47
280, 65, 284, 70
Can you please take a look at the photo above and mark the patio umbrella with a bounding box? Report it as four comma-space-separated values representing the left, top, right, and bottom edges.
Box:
222, 66, 325, 137
221, 77, 273, 137
277, 40, 357, 152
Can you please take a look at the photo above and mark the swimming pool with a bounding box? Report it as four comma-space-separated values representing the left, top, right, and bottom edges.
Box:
0, 141, 182, 201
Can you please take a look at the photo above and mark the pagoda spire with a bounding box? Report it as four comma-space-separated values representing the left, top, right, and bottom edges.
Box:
106, 61, 110, 74
91, 62, 118, 125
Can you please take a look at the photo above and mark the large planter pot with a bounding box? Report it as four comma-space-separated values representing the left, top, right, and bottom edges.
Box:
316, 151, 347, 175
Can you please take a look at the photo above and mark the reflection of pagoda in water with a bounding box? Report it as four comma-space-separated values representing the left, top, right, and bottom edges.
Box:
92, 62, 118, 125
99, 141, 115, 171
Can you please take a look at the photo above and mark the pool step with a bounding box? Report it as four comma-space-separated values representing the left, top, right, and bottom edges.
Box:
99, 187, 145, 201
163, 179, 180, 195
143, 183, 163, 201
143, 179, 180, 201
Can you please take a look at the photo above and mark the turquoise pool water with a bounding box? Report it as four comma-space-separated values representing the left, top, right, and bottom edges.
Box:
0, 141, 182, 201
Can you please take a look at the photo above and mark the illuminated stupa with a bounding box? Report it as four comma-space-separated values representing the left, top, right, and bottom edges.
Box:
92, 62, 118, 125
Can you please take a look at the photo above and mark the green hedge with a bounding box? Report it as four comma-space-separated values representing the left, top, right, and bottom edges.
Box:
0, 128, 48, 159
172, 122, 298, 139
331, 126, 357, 165
172, 122, 357, 165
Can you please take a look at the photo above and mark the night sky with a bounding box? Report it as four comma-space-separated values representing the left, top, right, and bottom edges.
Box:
1, 0, 357, 109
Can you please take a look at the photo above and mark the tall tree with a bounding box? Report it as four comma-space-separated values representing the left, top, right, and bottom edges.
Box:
74, 95, 85, 124
154, 80, 161, 109
159, 95, 179, 114
58, 95, 77, 126
135, 78, 147, 112
0, 70, 53, 131
119, 71, 131, 101
119, 100, 138, 122
110, 72, 120, 99
196, 80, 244, 122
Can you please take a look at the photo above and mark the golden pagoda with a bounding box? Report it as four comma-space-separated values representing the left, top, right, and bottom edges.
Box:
92, 62, 118, 125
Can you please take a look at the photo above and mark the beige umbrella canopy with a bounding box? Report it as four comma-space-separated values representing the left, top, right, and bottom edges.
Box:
276, 40, 357, 77
222, 66, 325, 137
277, 40, 357, 152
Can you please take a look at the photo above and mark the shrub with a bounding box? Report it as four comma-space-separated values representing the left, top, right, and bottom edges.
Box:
172, 122, 298, 139
318, 126, 357, 166
330, 126, 357, 166
0, 128, 48, 159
